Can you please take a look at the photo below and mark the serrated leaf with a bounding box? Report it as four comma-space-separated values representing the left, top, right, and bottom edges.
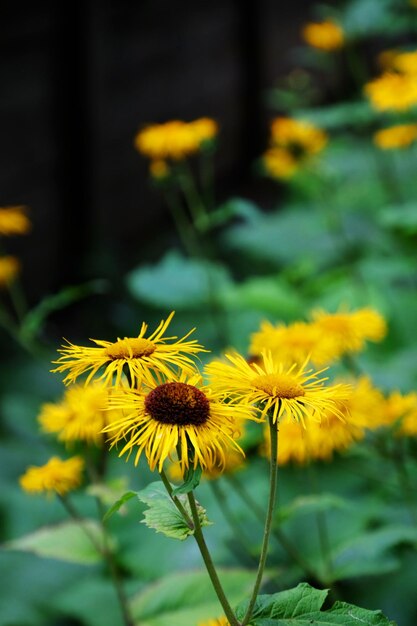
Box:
137, 481, 211, 540
102, 490, 138, 522
235, 583, 396, 625
129, 568, 254, 626
126, 250, 232, 309
4, 519, 105, 565
172, 465, 202, 496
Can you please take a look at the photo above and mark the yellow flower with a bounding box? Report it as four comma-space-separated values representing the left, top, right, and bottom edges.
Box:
342, 376, 385, 429
270, 117, 328, 156
134, 117, 218, 161
310, 307, 387, 356
373, 124, 417, 149
0, 256, 20, 287
19, 456, 84, 496
301, 20, 344, 52
149, 160, 170, 179
376, 390, 417, 431
391, 50, 417, 76
168, 446, 245, 482
396, 392, 417, 436
364, 72, 417, 112
205, 351, 350, 427
249, 320, 340, 367
198, 618, 229, 626
262, 148, 298, 179
103, 371, 253, 473
0, 205, 31, 236
52, 311, 205, 387
38, 383, 121, 445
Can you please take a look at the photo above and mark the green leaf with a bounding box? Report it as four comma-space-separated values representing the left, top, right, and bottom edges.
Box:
3, 519, 105, 565
102, 490, 138, 522
235, 583, 396, 625
379, 204, 417, 235
126, 250, 232, 309
207, 197, 262, 228
19, 280, 108, 342
137, 481, 211, 540
129, 568, 254, 626
277, 494, 349, 524
172, 465, 202, 495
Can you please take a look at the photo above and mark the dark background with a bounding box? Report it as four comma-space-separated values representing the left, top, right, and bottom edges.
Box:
1, 0, 322, 307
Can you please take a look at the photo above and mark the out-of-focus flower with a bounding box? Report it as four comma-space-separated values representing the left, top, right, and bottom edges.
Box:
0, 256, 20, 287
149, 160, 170, 180
301, 19, 344, 52
391, 50, 417, 76
198, 618, 229, 626
19, 456, 84, 496
53, 311, 205, 387
373, 124, 417, 149
376, 390, 417, 432
364, 72, 417, 112
0, 205, 31, 236
262, 148, 298, 179
134, 118, 218, 161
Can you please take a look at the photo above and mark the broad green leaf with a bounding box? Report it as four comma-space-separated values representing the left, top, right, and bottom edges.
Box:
102, 490, 138, 522
172, 465, 202, 495
220, 276, 304, 318
137, 481, 211, 540
297, 101, 375, 131
4, 519, 105, 565
332, 525, 417, 580
235, 583, 396, 625
379, 204, 417, 235
130, 568, 254, 626
277, 494, 349, 524
126, 250, 232, 309
206, 197, 262, 228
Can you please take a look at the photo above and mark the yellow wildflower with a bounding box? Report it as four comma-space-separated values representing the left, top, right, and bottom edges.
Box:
301, 19, 344, 52
262, 148, 298, 179
149, 160, 169, 179
0, 205, 31, 236
20, 456, 84, 496
376, 390, 417, 431
374, 124, 417, 149
0, 256, 20, 287
364, 72, 417, 112
198, 618, 229, 626
391, 50, 417, 76
189, 117, 219, 145
270, 117, 328, 156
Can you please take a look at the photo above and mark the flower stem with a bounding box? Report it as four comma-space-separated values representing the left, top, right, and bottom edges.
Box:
159, 468, 194, 529
187, 490, 240, 626
241, 413, 279, 626
306, 464, 333, 585
176, 161, 209, 231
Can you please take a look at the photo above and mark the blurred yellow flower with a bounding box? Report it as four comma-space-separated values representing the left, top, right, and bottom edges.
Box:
198, 618, 229, 626
263, 148, 298, 179
270, 117, 328, 156
391, 50, 417, 76
134, 117, 218, 161
249, 319, 340, 367
376, 390, 417, 431
364, 72, 417, 112
373, 124, 417, 149
301, 19, 344, 52
168, 446, 245, 483
20, 456, 84, 496
53, 311, 205, 387
310, 307, 387, 356
206, 351, 350, 427
342, 376, 385, 429
0, 256, 20, 287
149, 159, 170, 179
104, 371, 253, 473
0, 205, 31, 236
38, 383, 121, 445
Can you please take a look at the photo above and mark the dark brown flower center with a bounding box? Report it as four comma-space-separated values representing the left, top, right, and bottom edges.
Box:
144, 382, 210, 426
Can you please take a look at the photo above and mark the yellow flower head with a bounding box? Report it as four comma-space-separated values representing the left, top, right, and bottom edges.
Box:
52, 312, 206, 387
103, 370, 254, 473
149, 159, 170, 179
270, 117, 328, 157
38, 383, 121, 445
301, 19, 344, 52
262, 148, 298, 179
373, 124, 417, 150
391, 50, 417, 76
198, 618, 229, 626
249, 319, 340, 367
0, 256, 20, 287
364, 72, 417, 112
0, 205, 31, 236
168, 445, 245, 483
19, 456, 84, 496
205, 351, 350, 427
134, 117, 218, 161
263, 410, 363, 465
310, 307, 387, 356
341, 376, 385, 429
375, 390, 417, 432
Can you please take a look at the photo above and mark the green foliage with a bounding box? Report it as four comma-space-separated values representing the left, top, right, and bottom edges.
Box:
4, 519, 105, 565
137, 481, 211, 540
172, 465, 203, 495
235, 583, 396, 625
102, 490, 138, 522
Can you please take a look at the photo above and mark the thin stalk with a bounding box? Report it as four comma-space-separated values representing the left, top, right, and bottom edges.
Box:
199, 149, 215, 212
187, 490, 240, 626
391, 441, 417, 525
225, 474, 319, 581
162, 188, 200, 257
59, 495, 135, 626
241, 414, 279, 626
176, 161, 209, 231
306, 464, 333, 585
159, 467, 194, 529
7, 277, 27, 322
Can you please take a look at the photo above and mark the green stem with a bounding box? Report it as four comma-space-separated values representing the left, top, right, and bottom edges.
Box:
391, 440, 417, 525
176, 161, 209, 231
306, 464, 333, 585
199, 149, 216, 212
159, 468, 194, 529
241, 414, 279, 626
162, 188, 200, 257
187, 490, 240, 626
226, 474, 319, 582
